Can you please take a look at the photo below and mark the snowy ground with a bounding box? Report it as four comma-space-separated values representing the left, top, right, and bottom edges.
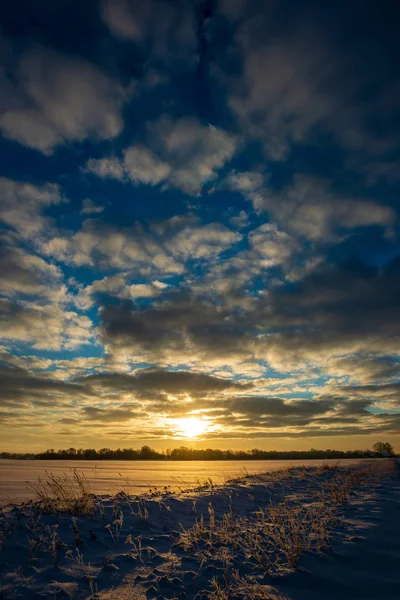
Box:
0, 461, 398, 599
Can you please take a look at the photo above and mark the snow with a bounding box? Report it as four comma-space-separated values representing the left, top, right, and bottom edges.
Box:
0, 461, 399, 599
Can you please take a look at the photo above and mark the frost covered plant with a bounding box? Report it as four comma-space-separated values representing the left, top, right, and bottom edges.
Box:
27, 536, 42, 567
131, 498, 149, 521
26, 514, 46, 566
125, 534, 144, 563
208, 504, 215, 542
179, 514, 205, 551
65, 548, 99, 596
105, 510, 124, 545
180, 496, 336, 575
42, 523, 64, 567
46, 582, 78, 600
113, 509, 124, 543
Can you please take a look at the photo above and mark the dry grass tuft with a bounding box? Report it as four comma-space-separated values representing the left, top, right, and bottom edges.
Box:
179, 460, 397, 583
28, 468, 95, 514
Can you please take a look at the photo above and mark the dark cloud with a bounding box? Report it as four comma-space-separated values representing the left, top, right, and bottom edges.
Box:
81, 406, 138, 422
76, 368, 252, 396
224, 0, 400, 161
338, 383, 400, 405
325, 355, 400, 384
240, 174, 394, 241
101, 0, 196, 60
0, 362, 87, 408
229, 396, 335, 418
99, 256, 400, 369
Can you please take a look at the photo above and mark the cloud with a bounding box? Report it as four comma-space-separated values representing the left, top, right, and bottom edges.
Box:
101, 0, 147, 42
98, 251, 400, 381
0, 362, 87, 409
0, 233, 63, 301
83, 158, 125, 181
77, 368, 251, 396
0, 298, 93, 350
0, 48, 126, 153
0, 177, 65, 237
333, 382, 400, 405
81, 406, 138, 422
41, 214, 240, 274
224, 171, 266, 194
255, 257, 400, 372
229, 210, 250, 229
99, 291, 248, 364
222, 4, 400, 163
123, 145, 171, 185
228, 28, 339, 160
84, 116, 237, 195
324, 355, 400, 385
226, 172, 395, 241
100, 0, 196, 59
0, 3, 399, 447
80, 199, 105, 215
162, 219, 242, 261
83, 147, 171, 186
0, 359, 398, 440
248, 223, 298, 267
41, 219, 183, 273
148, 116, 238, 194
75, 274, 166, 310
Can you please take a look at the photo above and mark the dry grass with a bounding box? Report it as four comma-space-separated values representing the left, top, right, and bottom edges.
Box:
179, 460, 397, 585
28, 468, 95, 514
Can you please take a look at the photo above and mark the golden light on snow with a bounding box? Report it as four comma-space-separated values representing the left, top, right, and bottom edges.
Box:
173, 417, 208, 439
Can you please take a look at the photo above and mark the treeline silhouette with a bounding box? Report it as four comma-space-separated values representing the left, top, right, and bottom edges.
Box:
0, 445, 390, 461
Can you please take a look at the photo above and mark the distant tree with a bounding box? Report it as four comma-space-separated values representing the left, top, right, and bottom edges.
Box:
140, 445, 154, 459
373, 442, 395, 456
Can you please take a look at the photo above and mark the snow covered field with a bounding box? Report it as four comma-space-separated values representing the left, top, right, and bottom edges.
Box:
0, 461, 398, 599
0, 458, 368, 504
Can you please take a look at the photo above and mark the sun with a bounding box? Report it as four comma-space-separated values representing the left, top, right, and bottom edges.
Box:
174, 417, 208, 439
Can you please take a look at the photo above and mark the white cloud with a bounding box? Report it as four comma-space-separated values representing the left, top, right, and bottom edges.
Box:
0, 298, 93, 350
0, 48, 126, 153
249, 223, 298, 266
84, 116, 238, 195
229, 210, 250, 229
0, 234, 63, 301
40, 220, 184, 274
83, 158, 125, 180
80, 199, 105, 215
123, 145, 171, 185
41, 214, 242, 277
151, 117, 237, 194
75, 275, 165, 310
226, 172, 395, 241
0, 177, 65, 237
166, 222, 242, 260
224, 171, 265, 194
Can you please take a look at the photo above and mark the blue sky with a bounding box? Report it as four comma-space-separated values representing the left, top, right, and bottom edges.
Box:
0, 0, 399, 451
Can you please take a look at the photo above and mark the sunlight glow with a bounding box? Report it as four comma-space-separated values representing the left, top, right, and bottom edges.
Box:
174, 417, 208, 439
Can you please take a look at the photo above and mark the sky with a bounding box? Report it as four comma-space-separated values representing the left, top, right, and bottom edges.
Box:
0, 0, 399, 453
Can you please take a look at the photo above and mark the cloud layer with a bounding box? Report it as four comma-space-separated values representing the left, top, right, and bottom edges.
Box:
0, 0, 399, 450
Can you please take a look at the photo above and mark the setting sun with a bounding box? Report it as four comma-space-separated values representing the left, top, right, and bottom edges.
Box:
174, 417, 208, 439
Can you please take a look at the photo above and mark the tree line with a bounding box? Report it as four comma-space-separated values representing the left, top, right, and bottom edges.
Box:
0, 442, 395, 461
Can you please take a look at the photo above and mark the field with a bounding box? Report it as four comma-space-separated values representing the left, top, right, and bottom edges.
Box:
0, 460, 399, 599
0, 458, 369, 504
